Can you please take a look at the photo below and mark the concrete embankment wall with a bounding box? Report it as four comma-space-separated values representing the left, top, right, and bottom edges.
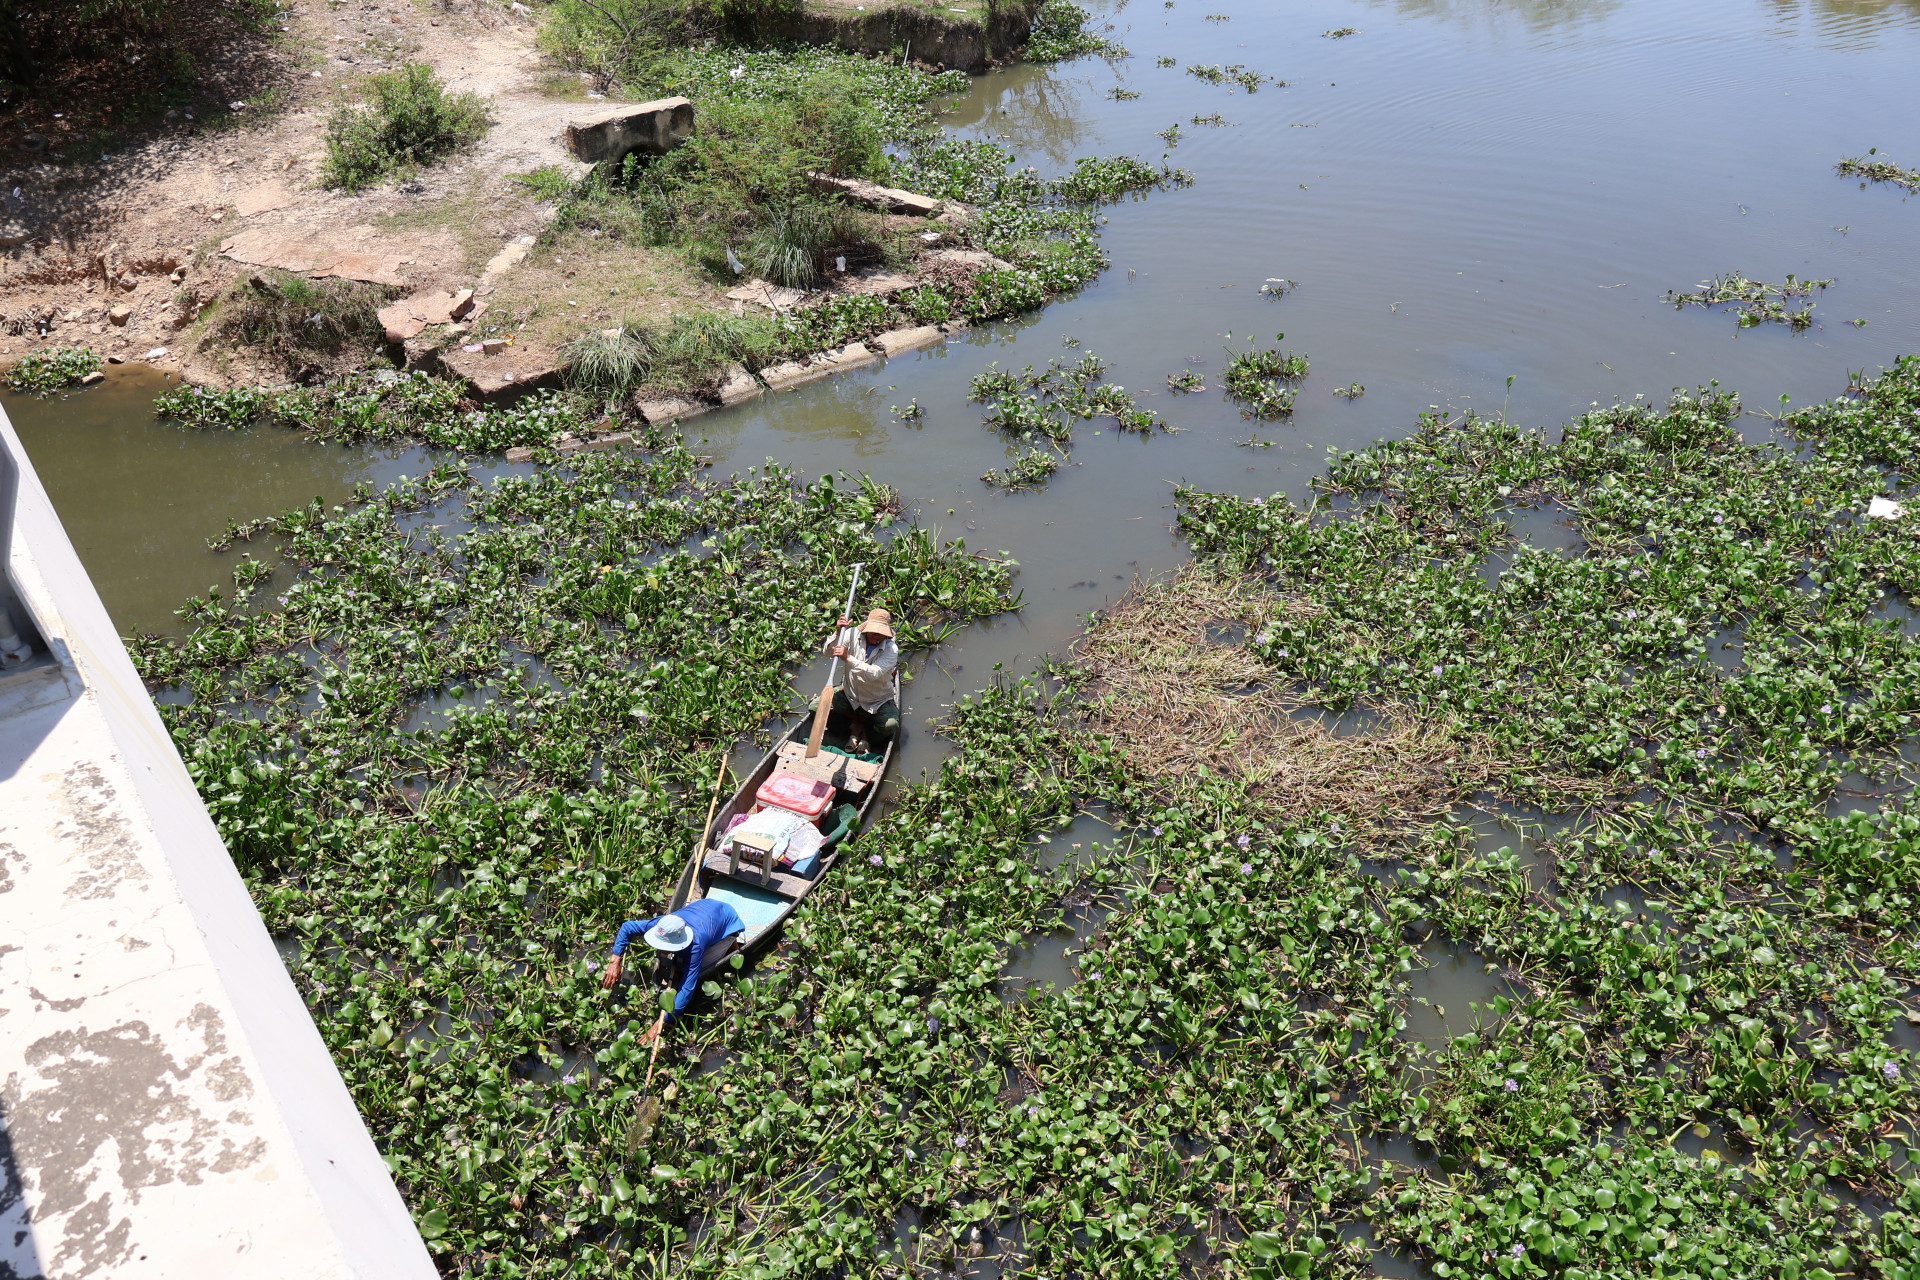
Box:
0, 407, 435, 1279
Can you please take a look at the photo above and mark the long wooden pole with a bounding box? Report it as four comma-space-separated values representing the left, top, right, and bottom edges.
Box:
806, 563, 864, 759
695, 748, 730, 860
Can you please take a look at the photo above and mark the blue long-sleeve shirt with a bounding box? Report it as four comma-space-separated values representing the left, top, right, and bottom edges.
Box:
609, 898, 746, 1020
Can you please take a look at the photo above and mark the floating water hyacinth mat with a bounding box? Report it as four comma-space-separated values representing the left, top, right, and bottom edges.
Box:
143, 358, 1920, 1278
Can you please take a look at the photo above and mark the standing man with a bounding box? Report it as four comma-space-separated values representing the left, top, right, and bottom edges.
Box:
602, 897, 745, 1043
824, 607, 900, 748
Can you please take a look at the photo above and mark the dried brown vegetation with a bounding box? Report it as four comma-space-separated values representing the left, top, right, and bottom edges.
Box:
1068, 566, 1598, 838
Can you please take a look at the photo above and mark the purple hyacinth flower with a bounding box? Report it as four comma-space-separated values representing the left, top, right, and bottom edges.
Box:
1885, 1062, 1901, 1081
870, 854, 883, 866
1503, 1078, 1518, 1092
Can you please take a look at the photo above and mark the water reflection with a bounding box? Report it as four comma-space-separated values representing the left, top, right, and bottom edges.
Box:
1362, 0, 1626, 31
941, 64, 1098, 167
1763, 0, 1920, 43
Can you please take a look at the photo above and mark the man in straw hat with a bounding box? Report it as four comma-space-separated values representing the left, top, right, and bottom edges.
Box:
602, 897, 745, 1043
823, 606, 900, 748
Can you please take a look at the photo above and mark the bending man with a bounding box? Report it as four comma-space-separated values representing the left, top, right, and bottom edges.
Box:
824, 606, 900, 748
601, 897, 744, 1042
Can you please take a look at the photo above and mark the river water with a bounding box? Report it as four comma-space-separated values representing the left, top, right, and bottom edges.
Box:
6, 0, 1919, 780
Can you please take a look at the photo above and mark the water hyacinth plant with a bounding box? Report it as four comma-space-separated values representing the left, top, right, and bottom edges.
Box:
1223, 339, 1309, 419
1665, 270, 1834, 329
983, 447, 1062, 490
1836, 151, 1920, 193
154, 372, 593, 453
4, 344, 100, 394
144, 356, 1920, 1278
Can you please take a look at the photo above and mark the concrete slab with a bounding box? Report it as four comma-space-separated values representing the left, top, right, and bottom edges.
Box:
876, 325, 945, 357
438, 340, 563, 403
232, 182, 297, 217
564, 96, 694, 167
219, 229, 411, 285
717, 364, 761, 406
635, 396, 711, 424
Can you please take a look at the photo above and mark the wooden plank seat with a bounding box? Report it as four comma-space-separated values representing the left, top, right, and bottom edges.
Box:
701, 848, 813, 899
775, 741, 883, 793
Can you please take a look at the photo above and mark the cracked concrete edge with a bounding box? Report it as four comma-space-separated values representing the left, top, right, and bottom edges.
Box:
0, 408, 436, 1280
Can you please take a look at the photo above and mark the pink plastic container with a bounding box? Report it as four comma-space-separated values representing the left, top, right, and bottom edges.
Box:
755, 770, 834, 819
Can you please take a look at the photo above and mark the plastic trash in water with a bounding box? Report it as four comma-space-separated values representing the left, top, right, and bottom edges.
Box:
1868, 496, 1906, 520
725, 245, 744, 275
835, 255, 847, 273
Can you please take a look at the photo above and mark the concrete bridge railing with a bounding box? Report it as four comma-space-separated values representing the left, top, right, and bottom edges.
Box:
0, 406, 436, 1280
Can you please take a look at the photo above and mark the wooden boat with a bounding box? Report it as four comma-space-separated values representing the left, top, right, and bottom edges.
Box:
659, 672, 899, 981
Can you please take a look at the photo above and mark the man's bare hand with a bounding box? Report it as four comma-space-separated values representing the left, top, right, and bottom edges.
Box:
831, 643, 847, 658
837, 616, 852, 628
601, 956, 623, 990
640, 1014, 665, 1046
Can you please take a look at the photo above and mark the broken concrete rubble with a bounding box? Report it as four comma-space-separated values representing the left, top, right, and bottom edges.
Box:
724, 279, 807, 313
717, 364, 761, 406
376, 290, 467, 344
438, 339, 562, 403
810, 173, 950, 217
565, 97, 695, 167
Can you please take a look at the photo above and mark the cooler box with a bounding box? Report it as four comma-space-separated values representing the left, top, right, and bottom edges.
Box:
756, 770, 834, 820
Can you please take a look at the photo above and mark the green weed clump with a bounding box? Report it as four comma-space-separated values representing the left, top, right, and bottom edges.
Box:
1666, 270, 1833, 329
1837, 152, 1920, 192
4, 345, 99, 394
321, 63, 490, 192
970, 351, 1163, 464
1223, 339, 1308, 419
1187, 62, 1271, 91
1027, 0, 1125, 62
983, 446, 1061, 489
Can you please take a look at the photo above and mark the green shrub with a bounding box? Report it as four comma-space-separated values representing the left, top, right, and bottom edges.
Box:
321, 63, 491, 192
561, 311, 781, 397
4, 346, 100, 394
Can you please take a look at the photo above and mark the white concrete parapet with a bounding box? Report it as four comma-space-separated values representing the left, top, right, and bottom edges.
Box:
0, 406, 436, 1279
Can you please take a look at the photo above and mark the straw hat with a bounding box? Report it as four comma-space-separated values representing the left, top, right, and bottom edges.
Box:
642, 915, 694, 952
860, 608, 894, 638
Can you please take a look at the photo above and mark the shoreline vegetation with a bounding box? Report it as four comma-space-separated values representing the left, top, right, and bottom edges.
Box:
136, 355, 1920, 1277
121, 1, 1172, 447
